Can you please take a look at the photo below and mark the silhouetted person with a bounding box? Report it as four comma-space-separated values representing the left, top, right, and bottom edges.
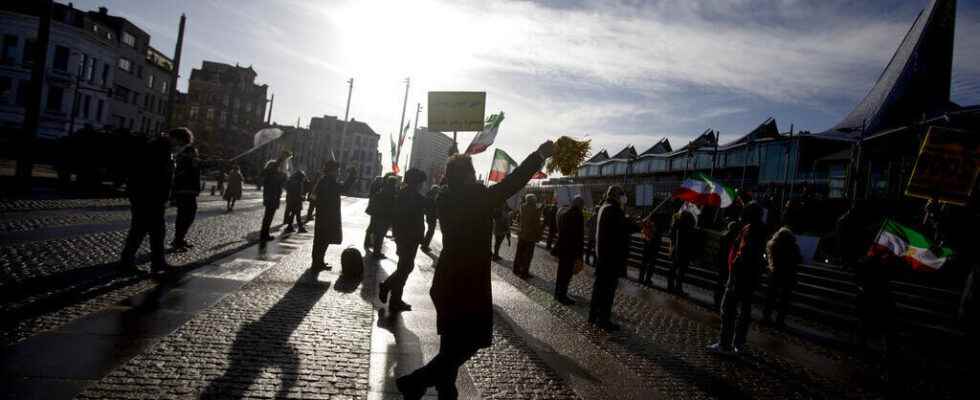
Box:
513, 193, 542, 279
368, 176, 398, 258
216, 167, 225, 194
259, 155, 289, 241
544, 202, 558, 250
589, 186, 640, 331
855, 250, 899, 382
555, 196, 585, 305
714, 220, 740, 309
119, 130, 179, 273
224, 165, 243, 212
763, 226, 802, 325
584, 206, 598, 265
709, 202, 766, 354
379, 168, 427, 312
283, 170, 307, 233
170, 128, 200, 250
639, 212, 667, 287
397, 140, 554, 400
311, 161, 356, 270
492, 205, 512, 261
668, 207, 697, 295
305, 171, 321, 221
420, 184, 440, 252
363, 177, 385, 251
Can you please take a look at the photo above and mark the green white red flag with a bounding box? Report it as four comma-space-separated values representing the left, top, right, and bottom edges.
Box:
673, 173, 735, 208
465, 112, 505, 155
869, 219, 952, 271
389, 134, 400, 174
488, 148, 546, 182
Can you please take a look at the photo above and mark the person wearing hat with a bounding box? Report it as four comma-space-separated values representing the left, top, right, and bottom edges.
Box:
170, 127, 201, 250
259, 153, 289, 241
282, 169, 307, 233
310, 160, 357, 269
379, 168, 428, 312
589, 185, 641, 331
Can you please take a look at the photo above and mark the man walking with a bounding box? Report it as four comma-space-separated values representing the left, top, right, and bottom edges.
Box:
311, 161, 357, 269
513, 194, 542, 278
668, 207, 697, 295
555, 196, 585, 305
708, 202, 767, 354
283, 169, 307, 234
259, 153, 289, 241
380, 168, 427, 312
119, 129, 179, 273
397, 140, 554, 400
170, 128, 200, 251
492, 205, 512, 261
589, 186, 641, 331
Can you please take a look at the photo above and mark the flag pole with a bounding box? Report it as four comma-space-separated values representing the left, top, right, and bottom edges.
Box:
395, 77, 410, 170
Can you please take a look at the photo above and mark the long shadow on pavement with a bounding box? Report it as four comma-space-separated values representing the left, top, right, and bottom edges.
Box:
199, 267, 330, 399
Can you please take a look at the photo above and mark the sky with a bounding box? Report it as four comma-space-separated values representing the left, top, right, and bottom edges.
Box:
73, 0, 980, 177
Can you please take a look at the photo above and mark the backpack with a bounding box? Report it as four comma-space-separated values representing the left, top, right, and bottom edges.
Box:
340, 247, 363, 276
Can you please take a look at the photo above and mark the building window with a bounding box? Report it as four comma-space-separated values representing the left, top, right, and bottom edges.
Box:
22, 39, 36, 64
117, 57, 131, 72
245, 102, 252, 112
101, 64, 110, 85
0, 77, 12, 105
46, 86, 64, 112
84, 56, 95, 81
189, 106, 199, 119
121, 32, 136, 48
114, 84, 129, 102
82, 94, 91, 118
207, 108, 214, 121
52, 45, 69, 72
147, 73, 154, 89
96, 99, 104, 121
131, 92, 139, 105
161, 80, 168, 94
1, 35, 17, 64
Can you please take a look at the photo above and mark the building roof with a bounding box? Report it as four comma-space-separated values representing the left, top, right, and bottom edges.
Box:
610, 145, 637, 160
723, 118, 779, 148
584, 149, 609, 164
639, 138, 672, 156
820, 0, 958, 140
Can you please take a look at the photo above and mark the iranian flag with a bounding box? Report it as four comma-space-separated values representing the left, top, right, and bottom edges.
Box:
673, 173, 735, 208
870, 219, 952, 271
488, 149, 546, 183
465, 112, 505, 155
389, 134, 400, 174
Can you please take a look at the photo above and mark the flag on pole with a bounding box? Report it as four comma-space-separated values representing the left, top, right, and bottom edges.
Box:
488, 148, 545, 183
869, 219, 952, 271
389, 134, 400, 174
673, 173, 735, 208
465, 112, 505, 155
398, 122, 410, 147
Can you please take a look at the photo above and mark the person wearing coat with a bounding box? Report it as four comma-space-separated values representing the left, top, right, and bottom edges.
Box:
763, 226, 802, 325
282, 170, 307, 233
170, 128, 201, 251
379, 168, 427, 312
259, 155, 288, 241
589, 186, 641, 331
708, 202, 767, 354
363, 177, 385, 252
119, 130, 179, 273
397, 140, 554, 400
714, 220, 741, 310
544, 202, 559, 250
420, 185, 441, 252
492, 205, 512, 261
555, 196, 585, 305
223, 165, 244, 212
311, 161, 357, 270
513, 194, 543, 278
668, 208, 698, 295
367, 176, 398, 258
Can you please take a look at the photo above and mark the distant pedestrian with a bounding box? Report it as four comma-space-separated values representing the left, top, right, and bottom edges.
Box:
492, 205, 512, 261
216, 168, 225, 195
367, 177, 398, 258
170, 128, 200, 251
763, 226, 802, 325
305, 171, 321, 221
708, 202, 767, 354
397, 140, 553, 400
420, 185, 440, 252
589, 186, 641, 331
259, 154, 289, 241
714, 220, 740, 309
119, 130, 179, 273
311, 161, 357, 270
554, 196, 585, 305
223, 165, 243, 212
584, 206, 598, 265
380, 168, 427, 312
639, 212, 667, 287
668, 207, 698, 295
544, 202, 558, 250
282, 170, 307, 233
513, 193, 543, 279
363, 177, 384, 252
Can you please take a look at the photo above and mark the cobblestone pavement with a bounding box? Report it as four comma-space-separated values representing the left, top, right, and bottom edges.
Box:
4, 191, 956, 399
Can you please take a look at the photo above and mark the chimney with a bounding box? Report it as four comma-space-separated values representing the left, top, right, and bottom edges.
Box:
98, 7, 107, 15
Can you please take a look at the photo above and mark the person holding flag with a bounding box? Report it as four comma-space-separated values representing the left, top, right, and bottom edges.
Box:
465, 112, 505, 155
